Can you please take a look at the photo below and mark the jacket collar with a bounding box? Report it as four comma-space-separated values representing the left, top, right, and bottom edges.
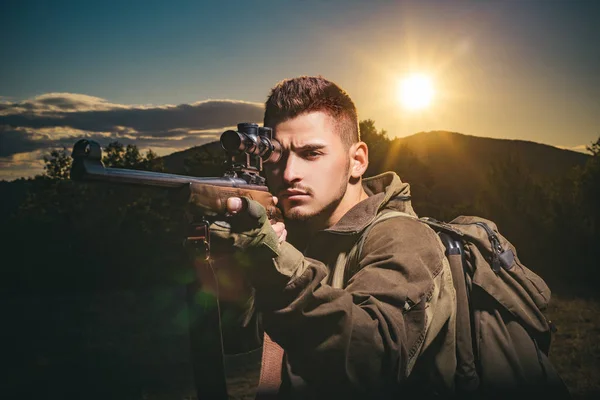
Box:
324, 172, 416, 234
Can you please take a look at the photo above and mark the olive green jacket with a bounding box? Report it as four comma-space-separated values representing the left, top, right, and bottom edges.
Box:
253, 172, 457, 399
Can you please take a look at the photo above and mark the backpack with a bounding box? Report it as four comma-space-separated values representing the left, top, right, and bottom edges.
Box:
343, 211, 570, 398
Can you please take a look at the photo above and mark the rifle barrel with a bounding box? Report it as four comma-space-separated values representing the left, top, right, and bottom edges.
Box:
70, 139, 269, 192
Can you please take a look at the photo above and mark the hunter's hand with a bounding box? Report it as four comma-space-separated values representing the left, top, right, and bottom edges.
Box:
227, 196, 287, 244
209, 196, 281, 258
200, 196, 284, 302
205, 196, 297, 295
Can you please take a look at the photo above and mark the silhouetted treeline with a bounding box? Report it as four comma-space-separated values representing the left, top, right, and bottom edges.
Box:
1, 124, 599, 294
1, 145, 190, 292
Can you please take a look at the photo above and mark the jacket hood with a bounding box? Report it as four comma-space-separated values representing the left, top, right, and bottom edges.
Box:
326, 172, 416, 234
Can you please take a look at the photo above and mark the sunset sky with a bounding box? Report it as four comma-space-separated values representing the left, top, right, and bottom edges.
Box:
1, 0, 599, 180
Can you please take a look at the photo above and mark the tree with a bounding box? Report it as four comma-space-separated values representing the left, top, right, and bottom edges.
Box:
359, 120, 438, 216
140, 148, 164, 172
102, 141, 127, 167
579, 136, 600, 234
43, 148, 72, 180
586, 136, 600, 156
103, 141, 164, 171
359, 119, 391, 177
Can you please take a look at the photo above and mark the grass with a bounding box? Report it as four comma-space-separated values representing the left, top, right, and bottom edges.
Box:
546, 294, 600, 399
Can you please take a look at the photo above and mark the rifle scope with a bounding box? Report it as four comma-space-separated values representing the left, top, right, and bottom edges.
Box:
220, 123, 281, 164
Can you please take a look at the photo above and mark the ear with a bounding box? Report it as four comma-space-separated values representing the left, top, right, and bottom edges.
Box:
349, 141, 369, 179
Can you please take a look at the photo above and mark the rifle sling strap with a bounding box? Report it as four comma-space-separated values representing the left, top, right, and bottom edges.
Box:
256, 332, 284, 399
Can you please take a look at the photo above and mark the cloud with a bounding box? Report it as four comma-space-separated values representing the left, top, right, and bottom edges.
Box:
0, 93, 265, 179
31, 93, 121, 111
0, 149, 46, 180
0, 93, 263, 135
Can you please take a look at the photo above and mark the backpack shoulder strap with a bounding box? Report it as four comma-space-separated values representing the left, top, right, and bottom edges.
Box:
436, 232, 480, 393
332, 210, 414, 288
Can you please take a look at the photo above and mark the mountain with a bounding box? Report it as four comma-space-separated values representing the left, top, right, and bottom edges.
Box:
159, 130, 590, 207
388, 130, 590, 204
397, 130, 588, 179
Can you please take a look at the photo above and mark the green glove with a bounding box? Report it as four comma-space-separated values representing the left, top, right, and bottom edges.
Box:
209, 196, 280, 258
210, 197, 307, 300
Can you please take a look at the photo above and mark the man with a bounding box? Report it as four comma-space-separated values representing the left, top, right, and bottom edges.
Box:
212, 76, 456, 399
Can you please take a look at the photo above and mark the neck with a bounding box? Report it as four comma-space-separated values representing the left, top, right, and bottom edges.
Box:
320, 183, 369, 231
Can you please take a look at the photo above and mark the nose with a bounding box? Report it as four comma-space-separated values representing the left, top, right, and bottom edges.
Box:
282, 154, 302, 185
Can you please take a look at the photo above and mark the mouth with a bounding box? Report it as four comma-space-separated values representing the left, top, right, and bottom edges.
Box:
279, 189, 310, 200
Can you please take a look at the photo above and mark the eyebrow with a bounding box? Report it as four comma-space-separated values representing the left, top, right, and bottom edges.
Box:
292, 143, 327, 152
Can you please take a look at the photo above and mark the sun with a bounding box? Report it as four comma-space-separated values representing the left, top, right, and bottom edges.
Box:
398, 74, 435, 111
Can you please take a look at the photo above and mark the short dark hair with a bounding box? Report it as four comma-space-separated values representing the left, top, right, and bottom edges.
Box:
264, 76, 359, 147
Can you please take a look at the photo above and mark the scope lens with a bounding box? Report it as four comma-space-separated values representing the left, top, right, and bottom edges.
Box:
220, 130, 243, 152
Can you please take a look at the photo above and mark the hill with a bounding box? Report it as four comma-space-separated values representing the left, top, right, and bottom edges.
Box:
389, 130, 589, 204
160, 130, 590, 207
161, 141, 225, 175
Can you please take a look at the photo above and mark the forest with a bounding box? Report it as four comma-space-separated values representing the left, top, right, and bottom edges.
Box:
1, 121, 599, 399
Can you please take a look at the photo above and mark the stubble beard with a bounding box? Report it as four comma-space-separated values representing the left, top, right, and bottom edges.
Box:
283, 160, 351, 226
283, 185, 347, 223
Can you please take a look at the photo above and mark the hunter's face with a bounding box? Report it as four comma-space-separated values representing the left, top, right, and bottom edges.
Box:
265, 111, 352, 222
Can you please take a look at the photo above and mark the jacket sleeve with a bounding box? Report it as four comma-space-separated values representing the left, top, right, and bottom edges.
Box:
254, 217, 456, 398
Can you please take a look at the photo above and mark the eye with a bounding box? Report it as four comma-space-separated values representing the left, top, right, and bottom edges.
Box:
303, 150, 322, 160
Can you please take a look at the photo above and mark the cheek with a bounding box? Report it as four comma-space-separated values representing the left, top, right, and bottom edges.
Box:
314, 159, 346, 189
325, 154, 350, 176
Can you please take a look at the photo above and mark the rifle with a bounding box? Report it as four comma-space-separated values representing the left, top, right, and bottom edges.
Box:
71, 122, 282, 221
70, 122, 282, 400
